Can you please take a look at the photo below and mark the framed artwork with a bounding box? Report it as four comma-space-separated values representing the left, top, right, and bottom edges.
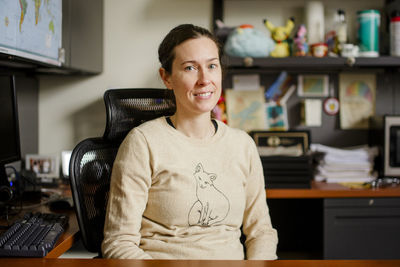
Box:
250, 130, 310, 156
297, 74, 329, 97
225, 89, 266, 132
265, 102, 288, 131
339, 73, 376, 129
25, 154, 59, 178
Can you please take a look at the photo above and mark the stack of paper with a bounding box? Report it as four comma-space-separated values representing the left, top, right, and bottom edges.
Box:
311, 144, 378, 183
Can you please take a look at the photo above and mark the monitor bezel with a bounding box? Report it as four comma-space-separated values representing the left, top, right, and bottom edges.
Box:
0, 75, 21, 165
384, 115, 400, 177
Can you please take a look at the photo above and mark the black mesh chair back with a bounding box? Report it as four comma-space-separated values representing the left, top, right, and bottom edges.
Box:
69, 88, 176, 255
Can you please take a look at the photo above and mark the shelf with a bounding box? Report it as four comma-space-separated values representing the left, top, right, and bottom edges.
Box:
224, 56, 400, 69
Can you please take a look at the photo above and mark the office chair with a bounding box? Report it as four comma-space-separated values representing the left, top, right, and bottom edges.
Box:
69, 88, 176, 256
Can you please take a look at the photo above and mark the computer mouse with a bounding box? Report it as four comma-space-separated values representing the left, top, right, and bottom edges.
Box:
49, 197, 74, 211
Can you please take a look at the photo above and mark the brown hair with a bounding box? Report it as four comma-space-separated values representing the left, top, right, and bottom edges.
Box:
158, 24, 222, 74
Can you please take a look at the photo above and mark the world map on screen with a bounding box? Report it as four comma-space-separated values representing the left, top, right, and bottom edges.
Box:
0, 0, 62, 66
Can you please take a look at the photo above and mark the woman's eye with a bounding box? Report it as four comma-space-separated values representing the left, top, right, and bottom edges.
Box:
184, 66, 196, 71
209, 63, 218, 69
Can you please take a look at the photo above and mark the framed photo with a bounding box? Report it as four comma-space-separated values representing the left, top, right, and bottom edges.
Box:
265, 102, 288, 131
297, 74, 329, 97
250, 130, 310, 156
25, 154, 59, 178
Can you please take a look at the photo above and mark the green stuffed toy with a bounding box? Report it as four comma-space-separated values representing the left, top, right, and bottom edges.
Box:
263, 17, 295, 57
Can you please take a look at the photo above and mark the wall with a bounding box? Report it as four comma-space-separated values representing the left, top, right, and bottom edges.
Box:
38, 0, 212, 154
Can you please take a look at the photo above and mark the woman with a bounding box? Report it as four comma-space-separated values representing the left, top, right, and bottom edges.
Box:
101, 24, 278, 260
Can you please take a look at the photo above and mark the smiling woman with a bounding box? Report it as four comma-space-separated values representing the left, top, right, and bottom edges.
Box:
159, 36, 222, 139
101, 24, 278, 260
158, 24, 223, 139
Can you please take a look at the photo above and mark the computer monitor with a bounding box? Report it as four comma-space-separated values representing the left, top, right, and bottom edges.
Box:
0, 75, 21, 188
384, 115, 400, 177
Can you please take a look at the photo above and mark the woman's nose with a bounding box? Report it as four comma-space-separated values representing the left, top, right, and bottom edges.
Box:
197, 68, 211, 85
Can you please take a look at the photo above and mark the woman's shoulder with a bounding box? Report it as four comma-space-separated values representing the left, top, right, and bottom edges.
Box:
216, 120, 255, 144
124, 116, 168, 139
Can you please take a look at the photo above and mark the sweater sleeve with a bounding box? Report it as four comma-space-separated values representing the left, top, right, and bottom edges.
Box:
101, 129, 153, 259
242, 138, 278, 260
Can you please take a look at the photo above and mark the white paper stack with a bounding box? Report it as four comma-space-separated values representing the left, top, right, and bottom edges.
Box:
311, 143, 378, 183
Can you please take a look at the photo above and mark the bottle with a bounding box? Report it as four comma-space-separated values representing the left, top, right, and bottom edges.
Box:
390, 11, 400, 56
336, 9, 347, 45
357, 9, 380, 57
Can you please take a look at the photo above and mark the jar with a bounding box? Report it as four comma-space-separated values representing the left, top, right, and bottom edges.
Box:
311, 43, 328, 57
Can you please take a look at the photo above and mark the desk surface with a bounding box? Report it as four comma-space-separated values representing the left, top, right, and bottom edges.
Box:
266, 181, 400, 199
2, 182, 400, 259
1, 259, 400, 267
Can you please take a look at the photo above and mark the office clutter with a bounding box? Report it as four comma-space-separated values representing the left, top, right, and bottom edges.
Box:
251, 131, 313, 189
224, 72, 295, 132
214, 1, 394, 58
311, 144, 378, 183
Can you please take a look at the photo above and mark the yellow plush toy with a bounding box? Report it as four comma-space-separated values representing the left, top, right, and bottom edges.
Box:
263, 17, 295, 57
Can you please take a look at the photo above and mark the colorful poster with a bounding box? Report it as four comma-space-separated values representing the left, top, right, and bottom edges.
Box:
339, 73, 376, 129
225, 89, 266, 132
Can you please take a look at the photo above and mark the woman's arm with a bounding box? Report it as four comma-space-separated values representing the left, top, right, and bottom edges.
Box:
102, 129, 153, 259
242, 139, 278, 260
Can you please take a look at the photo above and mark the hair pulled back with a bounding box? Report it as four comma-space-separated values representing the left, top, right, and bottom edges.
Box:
158, 24, 221, 74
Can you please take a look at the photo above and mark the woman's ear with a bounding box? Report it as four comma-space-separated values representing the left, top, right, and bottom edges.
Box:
159, 68, 172, 89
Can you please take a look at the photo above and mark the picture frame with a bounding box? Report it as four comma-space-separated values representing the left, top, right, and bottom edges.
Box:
250, 130, 310, 156
265, 102, 288, 131
25, 154, 60, 178
297, 74, 329, 97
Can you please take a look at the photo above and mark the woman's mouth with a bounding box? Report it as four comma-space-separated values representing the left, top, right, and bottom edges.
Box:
195, 92, 212, 97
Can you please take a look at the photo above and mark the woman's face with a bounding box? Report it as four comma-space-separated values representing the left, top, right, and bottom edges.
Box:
160, 37, 222, 117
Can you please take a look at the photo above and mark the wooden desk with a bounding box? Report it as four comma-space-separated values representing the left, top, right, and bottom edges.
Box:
266, 181, 400, 199
265, 181, 400, 260
3, 182, 398, 259
1, 259, 400, 267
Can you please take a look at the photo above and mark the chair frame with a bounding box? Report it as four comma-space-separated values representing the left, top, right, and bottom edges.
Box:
69, 88, 176, 255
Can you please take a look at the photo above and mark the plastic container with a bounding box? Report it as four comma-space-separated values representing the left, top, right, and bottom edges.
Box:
357, 9, 380, 57
390, 13, 400, 56
311, 43, 328, 57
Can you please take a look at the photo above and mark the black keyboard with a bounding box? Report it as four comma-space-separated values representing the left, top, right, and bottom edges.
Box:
0, 212, 69, 257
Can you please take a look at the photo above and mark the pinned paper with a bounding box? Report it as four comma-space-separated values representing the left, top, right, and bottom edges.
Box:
225, 89, 266, 131
232, 74, 260, 91
339, 73, 376, 129
302, 99, 322, 127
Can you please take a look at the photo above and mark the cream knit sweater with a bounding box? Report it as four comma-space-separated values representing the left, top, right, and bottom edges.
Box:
101, 117, 278, 259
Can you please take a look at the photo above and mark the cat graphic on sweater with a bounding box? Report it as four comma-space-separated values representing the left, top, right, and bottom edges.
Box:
188, 163, 230, 226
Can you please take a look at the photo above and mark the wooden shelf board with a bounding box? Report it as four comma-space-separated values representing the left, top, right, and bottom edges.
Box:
266, 181, 400, 199
225, 56, 400, 69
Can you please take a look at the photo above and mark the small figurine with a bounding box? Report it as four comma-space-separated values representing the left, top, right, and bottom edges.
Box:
224, 24, 275, 58
212, 94, 227, 124
263, 17, 295, 57
293, 24, 309, 56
